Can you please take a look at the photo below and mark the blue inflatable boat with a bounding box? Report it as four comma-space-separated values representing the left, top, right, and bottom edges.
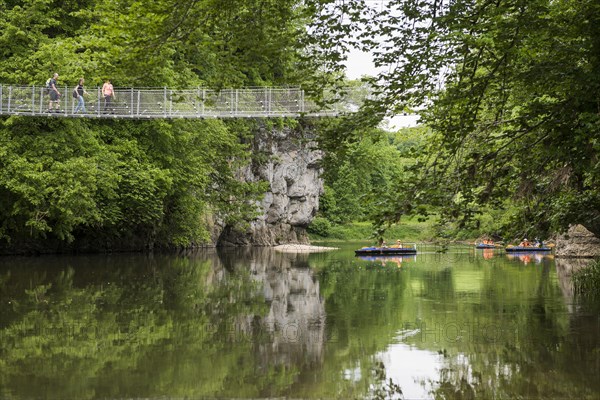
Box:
505, 246, 552, 252
475, 243, 498, 249
354, 246, 417, 256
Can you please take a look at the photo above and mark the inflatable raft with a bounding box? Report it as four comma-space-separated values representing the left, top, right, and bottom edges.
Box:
505, 246, 551, 252
354, 246, 417, 256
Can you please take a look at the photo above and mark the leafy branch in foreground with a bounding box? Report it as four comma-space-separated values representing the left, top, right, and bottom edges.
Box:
308, 0, 600, 237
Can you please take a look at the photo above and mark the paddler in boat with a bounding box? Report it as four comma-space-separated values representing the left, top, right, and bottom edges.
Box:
377, 238, 388, 248
518, 238, 530, 247
392, 239, 403, 249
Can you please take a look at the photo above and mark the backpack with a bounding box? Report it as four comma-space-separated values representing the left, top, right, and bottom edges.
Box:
72, 87, 79, 98
45, 78, 52, 93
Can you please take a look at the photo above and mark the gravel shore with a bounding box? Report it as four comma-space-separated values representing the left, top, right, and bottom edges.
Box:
273, 244, 339, 253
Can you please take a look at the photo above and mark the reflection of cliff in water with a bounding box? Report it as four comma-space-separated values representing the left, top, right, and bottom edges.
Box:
555, 257, 594, 310
216, 247, 326, 366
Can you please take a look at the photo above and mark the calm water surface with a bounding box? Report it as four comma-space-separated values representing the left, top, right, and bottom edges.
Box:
0, 243, 598, 399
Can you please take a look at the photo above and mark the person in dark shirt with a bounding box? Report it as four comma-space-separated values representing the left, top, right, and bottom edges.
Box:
73, 78, 90, 113
48, 73, 61, 112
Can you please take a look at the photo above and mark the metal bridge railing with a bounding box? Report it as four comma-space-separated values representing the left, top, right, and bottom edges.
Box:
0, 85, 365, 119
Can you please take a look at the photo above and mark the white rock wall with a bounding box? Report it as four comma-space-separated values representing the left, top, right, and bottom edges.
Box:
555, 224, 600, 258
218, 125, 323, 246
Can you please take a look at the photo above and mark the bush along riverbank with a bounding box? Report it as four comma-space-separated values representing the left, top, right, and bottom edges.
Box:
0, 118, 276, 254
307, 218, 437, 242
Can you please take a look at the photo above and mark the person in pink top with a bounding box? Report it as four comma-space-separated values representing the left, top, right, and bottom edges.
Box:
102, 79, 116, 113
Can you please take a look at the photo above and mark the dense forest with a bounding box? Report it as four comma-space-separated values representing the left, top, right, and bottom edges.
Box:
309, 0, 600, 241
1, 0, 599, 251
0, 0, 325, 252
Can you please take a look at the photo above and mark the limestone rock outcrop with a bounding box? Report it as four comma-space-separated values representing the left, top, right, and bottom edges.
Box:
218, 125, 323, 246
555, 224, 600, 258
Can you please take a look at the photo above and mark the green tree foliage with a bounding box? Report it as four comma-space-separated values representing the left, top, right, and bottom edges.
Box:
87, 0, 310, 87
0, 0, 324, 250
315, 118, 429, 233
0, 0, 314, 88
306, 216, 332, 236
307, 0, 600, 238
0, 117, 266, 249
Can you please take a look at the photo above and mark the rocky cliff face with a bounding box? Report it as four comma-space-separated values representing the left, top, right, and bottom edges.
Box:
555, 224, 600, 258
218, 125, 323, 246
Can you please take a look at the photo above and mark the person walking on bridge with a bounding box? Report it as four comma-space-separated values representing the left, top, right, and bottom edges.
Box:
48, 73, 61, 112
73, 78, 90, 114
102, 79, 116, 113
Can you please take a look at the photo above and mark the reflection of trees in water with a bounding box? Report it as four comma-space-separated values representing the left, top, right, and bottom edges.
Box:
555, 257, 600, 387
2, 251, 598, 399
0, 250, 326, 399
425, 260, 600, 399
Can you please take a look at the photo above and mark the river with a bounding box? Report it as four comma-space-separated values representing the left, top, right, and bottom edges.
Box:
0, 243, 598, 399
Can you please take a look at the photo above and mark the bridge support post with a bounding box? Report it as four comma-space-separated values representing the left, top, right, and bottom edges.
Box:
31, 86, 36, 115
234, 89, 237, 116
196, 88, 200, 118
227, 90, 231, 116
163, 87, 167, 118
137, 90, 141, 116
63, 85, 68, 114
0, 85, 3, 115
7, 86, 12, 113
39, 87, 44, 113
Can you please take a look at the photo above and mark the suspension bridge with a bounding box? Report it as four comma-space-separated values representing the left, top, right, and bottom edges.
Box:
0, 85, 365, 119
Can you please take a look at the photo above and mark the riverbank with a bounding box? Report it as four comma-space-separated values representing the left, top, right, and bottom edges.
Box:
308, 219, 437, 242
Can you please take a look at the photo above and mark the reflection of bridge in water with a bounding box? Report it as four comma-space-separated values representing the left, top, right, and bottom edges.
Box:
0, 85, 365, 119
